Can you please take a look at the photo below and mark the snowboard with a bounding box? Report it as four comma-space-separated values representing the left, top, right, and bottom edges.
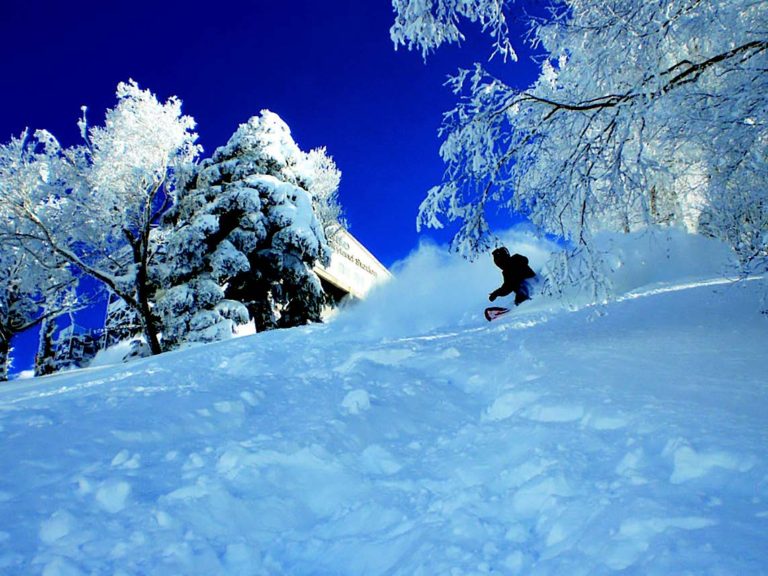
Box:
484, 306, 511, 322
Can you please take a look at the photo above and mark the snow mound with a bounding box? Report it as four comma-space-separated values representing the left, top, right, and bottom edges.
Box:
595, 228, 738, 294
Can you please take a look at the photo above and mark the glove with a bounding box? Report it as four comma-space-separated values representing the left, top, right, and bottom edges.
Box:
489, 293, 497, 302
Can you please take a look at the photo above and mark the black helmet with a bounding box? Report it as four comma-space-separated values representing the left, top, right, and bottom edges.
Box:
492, 246, 510, 259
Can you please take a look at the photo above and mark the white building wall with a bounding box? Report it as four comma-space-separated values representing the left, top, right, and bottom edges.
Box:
315, 229, 391, 299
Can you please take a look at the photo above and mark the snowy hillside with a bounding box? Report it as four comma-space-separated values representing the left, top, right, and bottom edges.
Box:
1, 231, 767, 575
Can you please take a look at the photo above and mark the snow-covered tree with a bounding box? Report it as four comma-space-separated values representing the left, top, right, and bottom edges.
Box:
391, 0, 518, 61
102, 292, 144, 350
157, 110, 335, 347
696, 74, 768, 279
296, 147, 345, 240
0, 81, 201, 355
0, 133, 79, 381
0, 245, 75, 381
394, 0, 768, 295
34, 316, 58, 377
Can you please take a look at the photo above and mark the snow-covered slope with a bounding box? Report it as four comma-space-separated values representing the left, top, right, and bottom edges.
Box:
1, 232, 767, 575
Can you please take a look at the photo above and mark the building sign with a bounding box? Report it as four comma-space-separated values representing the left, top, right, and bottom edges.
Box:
315, 229, 391, 299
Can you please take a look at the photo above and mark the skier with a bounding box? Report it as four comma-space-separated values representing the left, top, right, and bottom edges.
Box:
488, 247, 536, 306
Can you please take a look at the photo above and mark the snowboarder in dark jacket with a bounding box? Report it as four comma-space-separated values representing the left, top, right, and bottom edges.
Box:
489, 247, 536, 306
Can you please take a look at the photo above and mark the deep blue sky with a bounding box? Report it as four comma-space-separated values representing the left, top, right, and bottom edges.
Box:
2, 0, 541, 265
2, 1, 541, 372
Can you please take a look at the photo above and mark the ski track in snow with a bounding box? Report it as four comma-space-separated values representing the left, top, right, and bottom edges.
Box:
0, 276, 766, 575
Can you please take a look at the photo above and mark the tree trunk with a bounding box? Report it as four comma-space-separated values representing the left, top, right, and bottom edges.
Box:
0, 337, 9, 382
126, 230, 162, 356
35, 317, 58, 376
136, 267, 162, 355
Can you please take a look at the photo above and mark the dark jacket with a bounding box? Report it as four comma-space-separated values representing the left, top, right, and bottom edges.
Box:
489, 248, 535, 302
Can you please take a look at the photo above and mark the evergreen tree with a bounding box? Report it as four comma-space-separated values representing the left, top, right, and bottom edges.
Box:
102, 292, 144, 349
157, 110, 337, 347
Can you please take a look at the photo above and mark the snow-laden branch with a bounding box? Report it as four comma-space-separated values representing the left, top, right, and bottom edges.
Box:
405, 0, 768, 296
391, 0, 518, 61
0, 81, 201, 356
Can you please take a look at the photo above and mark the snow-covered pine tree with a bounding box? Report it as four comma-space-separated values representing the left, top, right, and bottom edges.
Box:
97, 290, 148, 360
157, 110, 337, 347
